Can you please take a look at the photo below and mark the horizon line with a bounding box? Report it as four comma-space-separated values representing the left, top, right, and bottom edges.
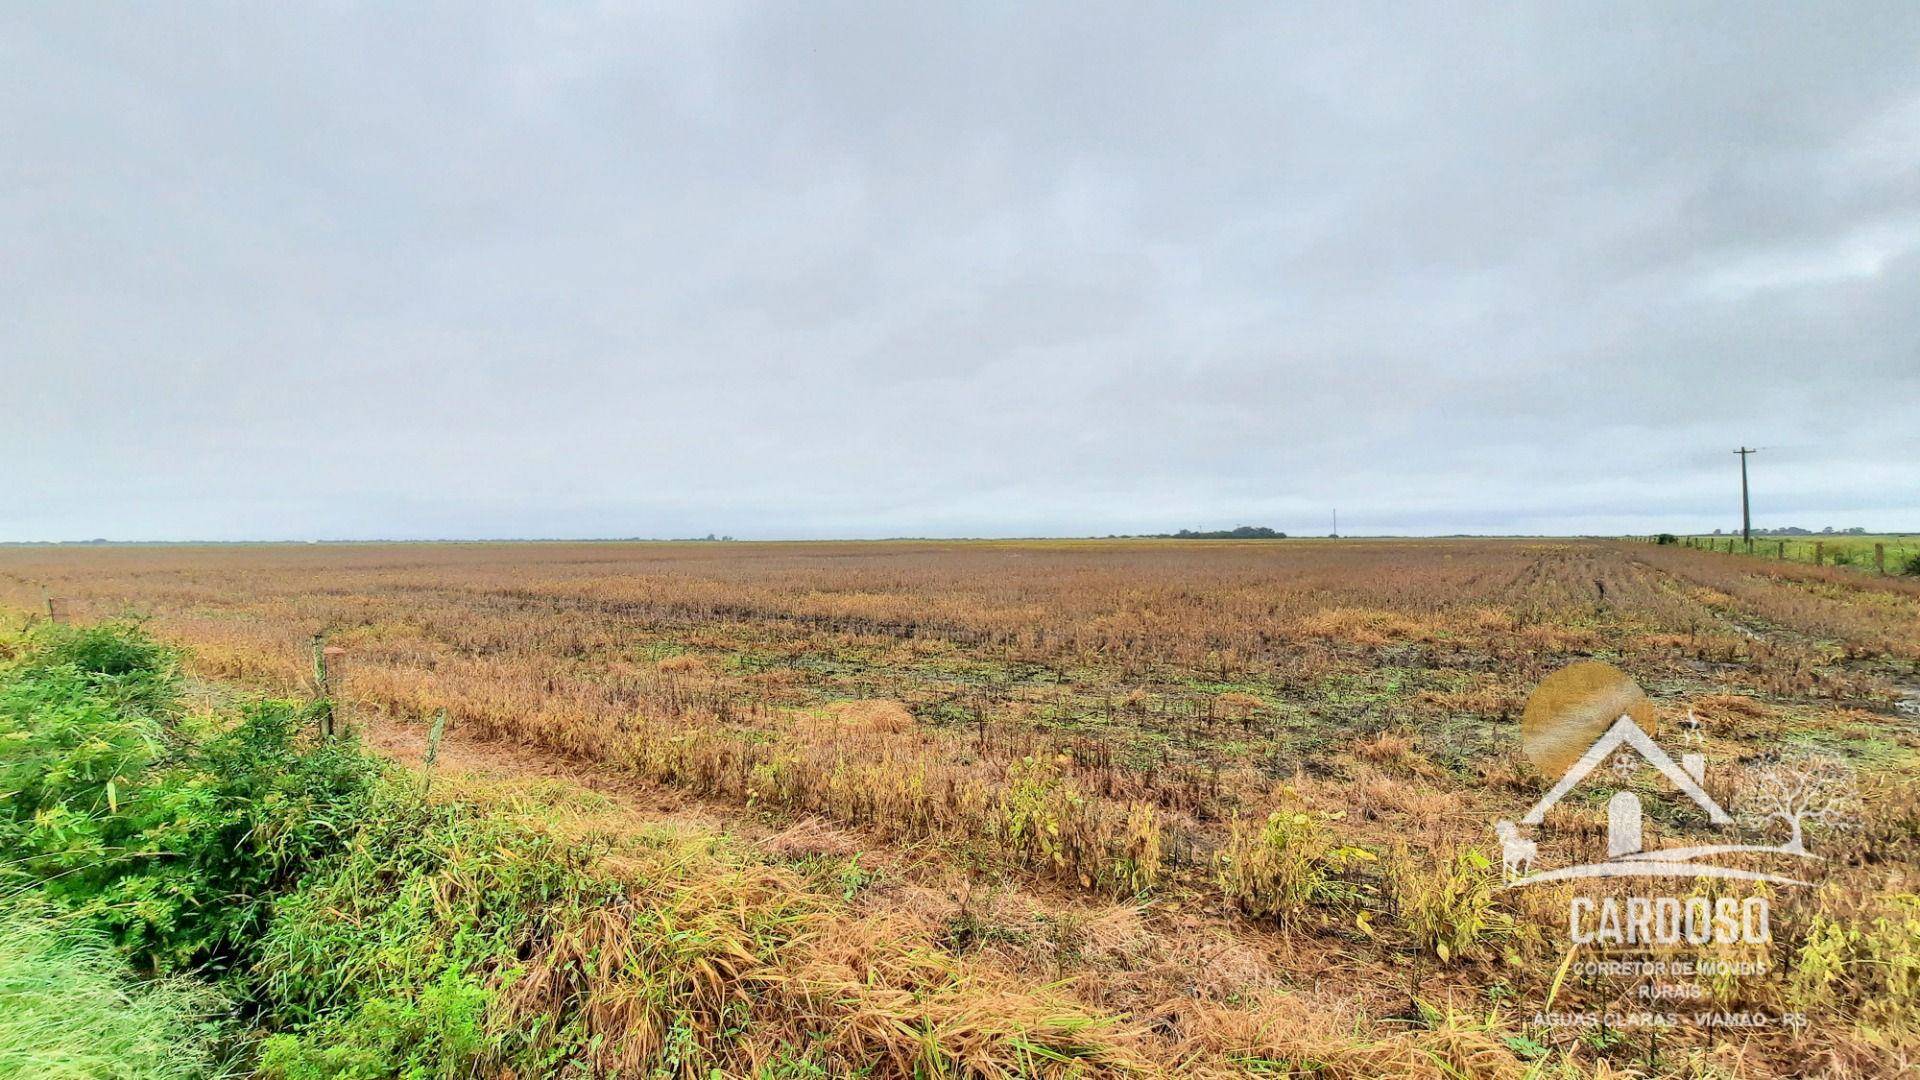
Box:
5, 530, 1912, 547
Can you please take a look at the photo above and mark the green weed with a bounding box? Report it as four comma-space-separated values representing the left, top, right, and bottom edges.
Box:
1389, 845, 1501, 963
1216, 807, 1373, 922
0, 896, 229, 1080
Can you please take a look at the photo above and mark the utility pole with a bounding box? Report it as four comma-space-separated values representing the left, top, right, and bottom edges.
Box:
1332, 507, 1338, 539
1734, 447, 1756, 550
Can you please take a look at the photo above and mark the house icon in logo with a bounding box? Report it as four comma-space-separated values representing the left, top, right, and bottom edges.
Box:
1519, 713, 1730, 860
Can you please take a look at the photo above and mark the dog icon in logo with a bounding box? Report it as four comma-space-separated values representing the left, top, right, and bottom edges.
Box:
1493, 819, 1536, 882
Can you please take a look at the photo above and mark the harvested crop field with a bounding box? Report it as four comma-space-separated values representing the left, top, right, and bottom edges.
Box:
4, 538, 1918, 1077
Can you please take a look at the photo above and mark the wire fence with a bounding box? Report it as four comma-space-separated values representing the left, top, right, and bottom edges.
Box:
1647, 534, 1920, 575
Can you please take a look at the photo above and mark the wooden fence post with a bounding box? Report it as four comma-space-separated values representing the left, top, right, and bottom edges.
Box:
1876, 543, 1886, 575
1777, 541, 1785, 560
1814, 542, 1824, 566
40, 587, 69, 625
421, 709, 448, 796
311, 634, 335, 739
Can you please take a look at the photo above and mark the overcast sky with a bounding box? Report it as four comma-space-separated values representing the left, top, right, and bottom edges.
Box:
4, 5, 1917, 541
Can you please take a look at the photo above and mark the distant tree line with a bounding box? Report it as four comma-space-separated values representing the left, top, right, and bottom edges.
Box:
1161, 525, 1287, 540
1711, 526, 1869, 536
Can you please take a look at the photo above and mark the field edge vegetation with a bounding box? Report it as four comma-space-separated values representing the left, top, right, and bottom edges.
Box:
5, 619, 1631, 1079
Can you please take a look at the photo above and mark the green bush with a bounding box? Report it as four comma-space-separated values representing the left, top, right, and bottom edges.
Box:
0, 623, 628, 1076
42, 622, 174, 680
0, 624, 380, 974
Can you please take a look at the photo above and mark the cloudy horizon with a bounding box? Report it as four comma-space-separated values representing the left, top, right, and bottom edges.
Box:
5, 5, 1918, 542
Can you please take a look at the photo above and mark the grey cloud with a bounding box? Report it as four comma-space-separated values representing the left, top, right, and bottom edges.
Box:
2, 3, 1917, 541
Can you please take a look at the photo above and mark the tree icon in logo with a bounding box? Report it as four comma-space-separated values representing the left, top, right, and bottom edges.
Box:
1733, 753, 1860, 856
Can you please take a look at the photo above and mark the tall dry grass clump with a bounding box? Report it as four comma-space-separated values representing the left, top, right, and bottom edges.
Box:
1169, 991, 1555, 1080
389, 780, 1153, 1079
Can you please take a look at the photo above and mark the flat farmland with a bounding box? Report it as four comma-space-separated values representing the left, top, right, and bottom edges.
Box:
3, 539, 1918, 1076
